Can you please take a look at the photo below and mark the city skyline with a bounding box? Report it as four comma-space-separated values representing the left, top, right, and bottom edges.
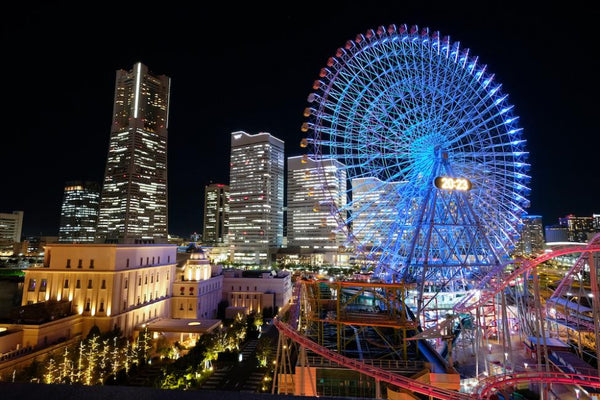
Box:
1, 3, 598, 237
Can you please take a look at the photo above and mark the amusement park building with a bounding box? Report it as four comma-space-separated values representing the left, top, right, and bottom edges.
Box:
58, 181, 100, 243
228, 131, 284, 265
95, 62, 170, 244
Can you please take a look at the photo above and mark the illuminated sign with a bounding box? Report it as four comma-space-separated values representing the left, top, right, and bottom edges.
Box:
434, 177, 472, 191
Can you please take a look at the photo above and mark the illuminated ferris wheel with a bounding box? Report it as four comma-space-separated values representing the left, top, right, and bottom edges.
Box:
303, 24, 530, 293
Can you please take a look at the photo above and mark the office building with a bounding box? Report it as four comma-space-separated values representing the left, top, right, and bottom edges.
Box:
0, 211, 24, 254
96, 62, 170, 244
58, 181, 100, 243
228, 131, 284, 265
202, 183, 230, 245
351, 178, 403, 247
287, 156, 346, 250
515, 215, 545, 255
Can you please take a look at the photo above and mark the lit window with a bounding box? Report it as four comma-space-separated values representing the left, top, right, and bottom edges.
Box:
28, 279, 36, 291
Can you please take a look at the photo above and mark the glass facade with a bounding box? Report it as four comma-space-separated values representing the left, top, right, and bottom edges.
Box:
515, 215, 544, 255
351, 177, 404, 247
58, 181, 100, 243
203, 183, 230, 244
96, 63, 170, 244
287, 156, 346, 249
229, 131, 284, 265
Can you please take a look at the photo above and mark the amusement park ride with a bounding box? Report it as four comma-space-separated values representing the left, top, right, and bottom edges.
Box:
271, 24, 600, 400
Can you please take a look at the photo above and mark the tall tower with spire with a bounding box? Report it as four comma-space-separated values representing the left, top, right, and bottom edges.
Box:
96, 62, 171, 244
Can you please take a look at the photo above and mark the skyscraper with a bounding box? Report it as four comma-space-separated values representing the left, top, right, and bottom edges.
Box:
229, 131, 284, 265
58, 181, 100, 243
351, 177, 404, 247
0, 211, 23, 254
514, 215, 545, 255
203, 183, 230, 245
287, 156, 346, 250
96, 62, 170, 244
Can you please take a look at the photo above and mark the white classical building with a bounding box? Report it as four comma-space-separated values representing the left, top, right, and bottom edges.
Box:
221, 269, 292, 315
11, 243, 176, 347
171, 245, 223, 319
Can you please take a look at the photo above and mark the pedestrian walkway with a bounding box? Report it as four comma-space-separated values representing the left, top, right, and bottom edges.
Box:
201, 365, 232, 389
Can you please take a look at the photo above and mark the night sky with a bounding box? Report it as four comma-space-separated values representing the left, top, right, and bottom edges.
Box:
1, 2, 598, 237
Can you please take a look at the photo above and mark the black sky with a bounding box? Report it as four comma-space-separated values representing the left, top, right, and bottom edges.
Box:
1, 1, 598, 237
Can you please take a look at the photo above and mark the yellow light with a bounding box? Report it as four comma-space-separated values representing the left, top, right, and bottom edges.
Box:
188, 322, 201, 326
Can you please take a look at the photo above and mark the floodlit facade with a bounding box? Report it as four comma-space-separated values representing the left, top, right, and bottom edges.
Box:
287, 156, 346, 250
202, 183, 230, 245
0, 211, 24, 254
515, 215, 545, 255
229, 131, 284, 265
21, 244, 176, 338
222, 269, 292, 313
171, 245, 223, 319
58, 181, 100, 243
96, 62, 170, 244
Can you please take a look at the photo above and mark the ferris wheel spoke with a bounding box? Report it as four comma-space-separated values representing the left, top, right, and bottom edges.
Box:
307, 26, 528, 285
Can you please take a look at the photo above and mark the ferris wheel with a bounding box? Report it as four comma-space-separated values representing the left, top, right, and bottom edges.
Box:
303, 24, 530, 292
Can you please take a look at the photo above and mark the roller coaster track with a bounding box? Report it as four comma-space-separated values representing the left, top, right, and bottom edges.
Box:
476, 371, 600, 398
454, 237, 600, 314
273, 316, 471, 400
276, 315, 600, 399
274, 234, 600, 399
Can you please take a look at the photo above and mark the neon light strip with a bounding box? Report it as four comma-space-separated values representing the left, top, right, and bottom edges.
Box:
133, 62, 141, 118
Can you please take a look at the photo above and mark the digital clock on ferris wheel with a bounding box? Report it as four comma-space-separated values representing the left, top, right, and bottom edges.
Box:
434, 177, 472, 191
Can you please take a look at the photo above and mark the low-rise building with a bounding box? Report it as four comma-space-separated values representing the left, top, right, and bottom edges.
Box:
19, 243, 176, 339
171, 244, 223, 319
222, 269, 292, 315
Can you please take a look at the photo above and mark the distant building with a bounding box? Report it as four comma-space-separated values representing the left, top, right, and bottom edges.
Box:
515, 215, 544, 255
58, 181, 100, 243
0, 211, 24, 254
545, 225, 569, 243
287, 156, 346, 251
351, 178, 404, 247
25, 235, 59, 256
221, 269, 292, 314
228, 131, 284, 265
202, 183, 230, 245
171, 244, 223, 319
544, 214, 599, 243
96, 62, 170, 244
